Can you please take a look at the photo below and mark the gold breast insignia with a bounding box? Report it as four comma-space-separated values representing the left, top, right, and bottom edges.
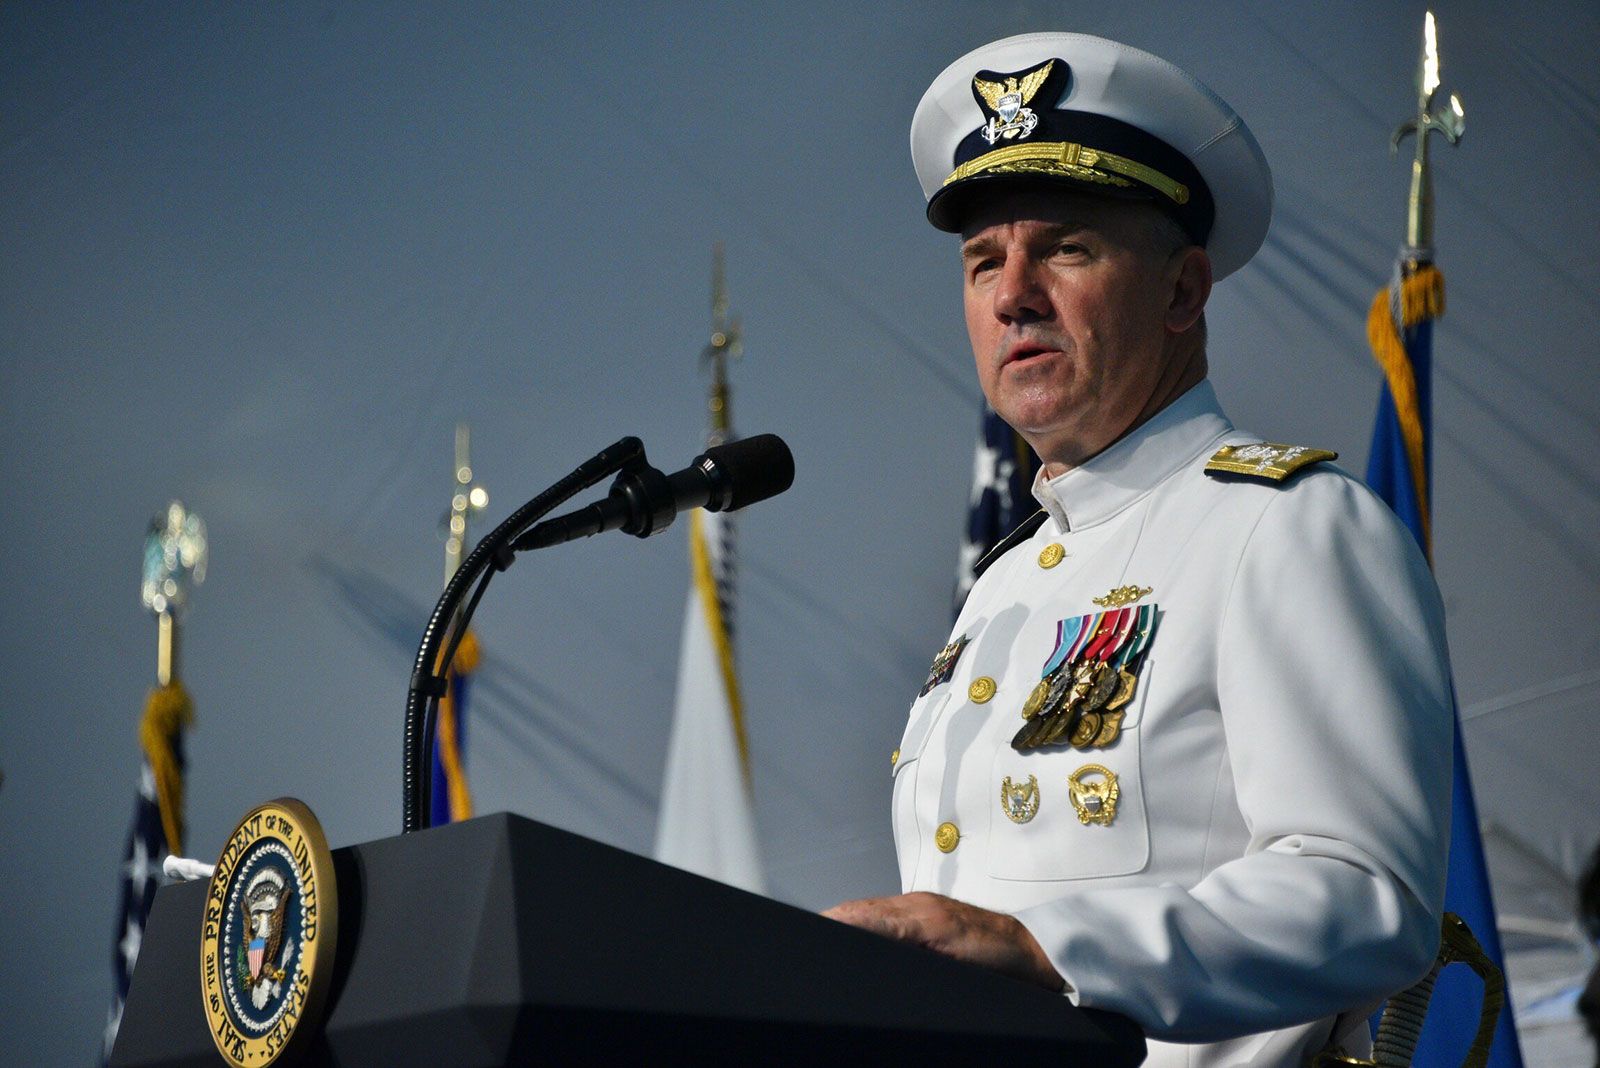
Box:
1092, 585, 1152, 608
1068, 764, 1120, 826
1000, 774, 1040, 824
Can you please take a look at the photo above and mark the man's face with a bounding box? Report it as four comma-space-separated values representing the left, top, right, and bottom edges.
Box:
961, 190, 1196, 465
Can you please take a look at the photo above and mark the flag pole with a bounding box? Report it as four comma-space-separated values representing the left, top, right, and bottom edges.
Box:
138, 501, 207, 854
703, 241, 742, 449
1367, 11, 1463, 560
1362, 15, 1522, 1068
652, 244, 765, 892
155, 610, 176, 687
107, 502, 205, 1062
433, 424, 487, 825
444, 423, 488, 584
700, 242, 749, 774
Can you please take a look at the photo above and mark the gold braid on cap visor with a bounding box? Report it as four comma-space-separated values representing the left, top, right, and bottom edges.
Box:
943, 141, 1190, 206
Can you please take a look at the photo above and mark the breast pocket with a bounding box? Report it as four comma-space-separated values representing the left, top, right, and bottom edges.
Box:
985, 677, 1151, 882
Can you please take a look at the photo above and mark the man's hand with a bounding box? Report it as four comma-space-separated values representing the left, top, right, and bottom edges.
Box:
822, 891, 1066, 992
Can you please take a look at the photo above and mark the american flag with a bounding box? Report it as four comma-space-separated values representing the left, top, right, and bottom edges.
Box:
954, 403, 1041, 615
103, 685, 189, 1064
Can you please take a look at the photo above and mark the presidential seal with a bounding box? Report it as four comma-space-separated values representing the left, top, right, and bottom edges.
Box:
201, 798, 337, 1067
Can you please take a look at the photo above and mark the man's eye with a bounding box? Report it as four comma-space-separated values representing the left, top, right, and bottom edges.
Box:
1054, 242, 1086, 257
968, 258, 1001, 278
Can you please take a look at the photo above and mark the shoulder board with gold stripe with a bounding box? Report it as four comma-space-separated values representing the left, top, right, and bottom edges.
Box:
1204, 442, 1338, 483
973, 510, 1048, 580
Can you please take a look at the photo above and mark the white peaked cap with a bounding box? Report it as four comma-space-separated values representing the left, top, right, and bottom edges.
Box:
911, 32, 1273, 280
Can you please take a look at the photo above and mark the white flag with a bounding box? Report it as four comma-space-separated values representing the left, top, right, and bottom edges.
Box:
653, 507, 765, 893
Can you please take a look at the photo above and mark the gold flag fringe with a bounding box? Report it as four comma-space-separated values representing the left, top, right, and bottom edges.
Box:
690, 508, 751, 780
139, 681, 194, 856
1366, 265, 1444, 557
434, 629, 480, 822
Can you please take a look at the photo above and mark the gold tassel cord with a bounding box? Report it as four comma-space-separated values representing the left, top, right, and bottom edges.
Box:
139, 681, 194, 856
690, 508, 751, 779
1400, 264, 1446, 324
453, 627, 482, 675
1366, 264, 1444, 558
434, 629, 480, 822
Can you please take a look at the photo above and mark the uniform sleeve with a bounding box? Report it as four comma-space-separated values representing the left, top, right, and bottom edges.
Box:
1012, 473, 1455, 1042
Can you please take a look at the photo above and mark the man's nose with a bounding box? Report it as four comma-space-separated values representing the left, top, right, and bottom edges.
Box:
993, 255, 1051, 322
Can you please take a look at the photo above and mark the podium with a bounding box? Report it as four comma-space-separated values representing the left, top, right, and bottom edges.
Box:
111, 812, 1145, 1066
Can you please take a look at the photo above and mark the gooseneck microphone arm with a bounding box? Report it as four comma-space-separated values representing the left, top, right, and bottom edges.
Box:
510, 433, 794, 553
402, 436, 645, 833
401, 432, 795, 834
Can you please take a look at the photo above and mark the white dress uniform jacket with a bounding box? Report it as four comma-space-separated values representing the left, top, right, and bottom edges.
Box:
892, 381, 1454, 1067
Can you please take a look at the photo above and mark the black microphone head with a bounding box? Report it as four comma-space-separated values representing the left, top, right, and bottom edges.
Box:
698, 434, 795, 512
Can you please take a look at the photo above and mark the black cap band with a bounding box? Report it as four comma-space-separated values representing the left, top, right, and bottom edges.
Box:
929, 109, 1215, 244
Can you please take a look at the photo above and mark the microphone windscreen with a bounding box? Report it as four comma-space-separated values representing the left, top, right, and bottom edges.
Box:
703, 434, 795, 511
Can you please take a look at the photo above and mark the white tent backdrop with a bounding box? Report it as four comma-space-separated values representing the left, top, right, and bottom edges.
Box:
2, 3, 1596, 1063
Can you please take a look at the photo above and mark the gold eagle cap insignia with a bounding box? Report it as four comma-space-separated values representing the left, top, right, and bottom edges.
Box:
973, 60, 1055, 116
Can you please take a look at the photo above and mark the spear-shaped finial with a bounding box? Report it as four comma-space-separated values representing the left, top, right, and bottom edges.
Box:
701, 242, 742, 447
443, 423, 489, 584
1390, 10, 1465, 255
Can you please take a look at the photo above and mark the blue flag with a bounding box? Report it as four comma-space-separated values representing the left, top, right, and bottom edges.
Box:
430, 630, 479, 825
1364, 262, 1523, 1067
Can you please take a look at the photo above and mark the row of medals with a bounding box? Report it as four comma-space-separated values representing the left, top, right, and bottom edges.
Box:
1012, 654, 1137, 751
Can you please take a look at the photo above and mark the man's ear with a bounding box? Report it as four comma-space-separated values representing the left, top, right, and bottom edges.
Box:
1165, 246, 1212, 334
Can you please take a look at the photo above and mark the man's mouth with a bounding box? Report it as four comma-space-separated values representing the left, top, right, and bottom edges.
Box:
1003, 340, 1062, 366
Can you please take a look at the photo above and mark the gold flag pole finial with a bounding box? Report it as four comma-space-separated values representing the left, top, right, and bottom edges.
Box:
141, 501, 207, 686
702, 242, 742, 446
1390, 10, 1465, 256
443, 423, 489, 585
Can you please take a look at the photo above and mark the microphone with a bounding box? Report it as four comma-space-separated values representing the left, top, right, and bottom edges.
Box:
513, 434, 793, 551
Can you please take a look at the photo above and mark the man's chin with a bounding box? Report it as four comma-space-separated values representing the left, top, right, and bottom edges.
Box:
990, 400, 1106, 462
991, 399, 1082, 440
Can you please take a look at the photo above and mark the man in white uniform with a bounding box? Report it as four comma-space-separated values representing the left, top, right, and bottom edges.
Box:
825, 33, 1454, 1066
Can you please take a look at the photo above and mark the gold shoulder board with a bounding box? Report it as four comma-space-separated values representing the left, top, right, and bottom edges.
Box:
1204, 442, 1338, 483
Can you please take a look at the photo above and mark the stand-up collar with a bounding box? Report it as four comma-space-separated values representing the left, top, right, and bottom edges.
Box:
1032, 380, 1233, 532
